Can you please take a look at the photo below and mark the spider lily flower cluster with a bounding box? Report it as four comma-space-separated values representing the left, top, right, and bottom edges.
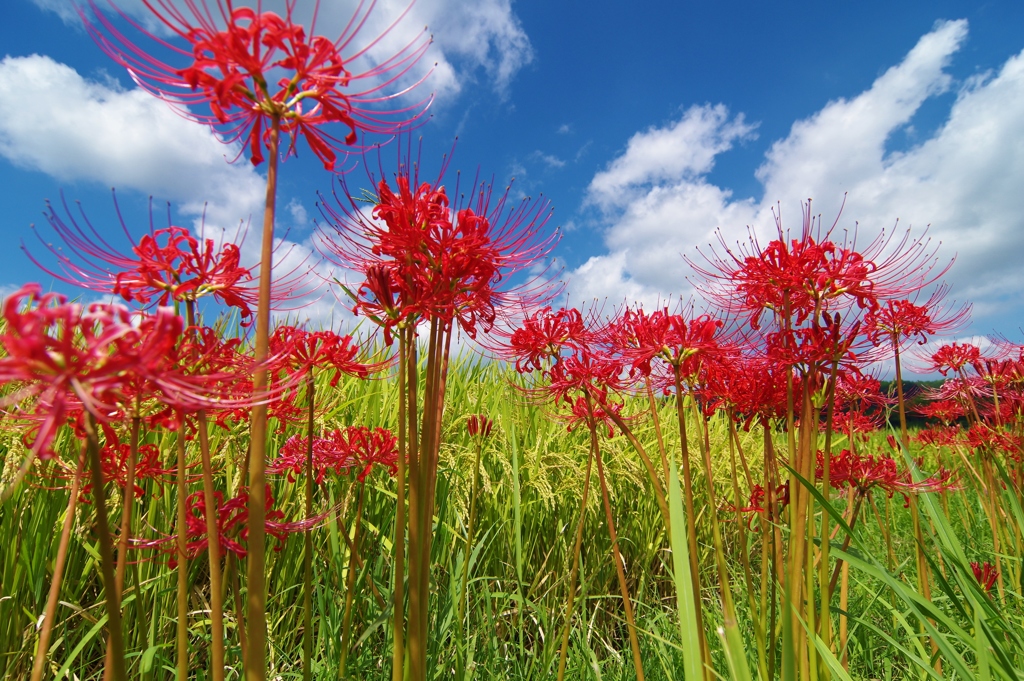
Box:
6, 3, 1024, 681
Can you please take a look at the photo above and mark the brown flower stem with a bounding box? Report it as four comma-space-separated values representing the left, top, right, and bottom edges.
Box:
555, 438, 594, 681
103, 416, 140, 680
196, 410, 226, 681
246, 113, 281, 681
785, 380, 815, 681
30, 442, 86, 681
391, 329, 410, 681
176, 424, 190, 681
82, 411, 127, 681
303, 369, 315, 681
590, 409, 645, 681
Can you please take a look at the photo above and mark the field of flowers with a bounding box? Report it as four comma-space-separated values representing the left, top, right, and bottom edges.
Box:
2, 1, 1023, 681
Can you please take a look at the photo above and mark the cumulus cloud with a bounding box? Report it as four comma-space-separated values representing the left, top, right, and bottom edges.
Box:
586, 103, 757, 209
0, 53, 353, 327
0, 54, 263, 230
33, 0, 533, 100
569, 19, 1024, 332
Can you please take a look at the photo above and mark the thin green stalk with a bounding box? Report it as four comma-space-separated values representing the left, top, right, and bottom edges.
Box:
339, 481, 367, 678
672, 369, 710, 680
176, 423, 190, 681
457, 431, 485, 632
555, 439, 595, 681
606, 408, 669, 528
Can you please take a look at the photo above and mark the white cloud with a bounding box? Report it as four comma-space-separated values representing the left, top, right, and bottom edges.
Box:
0, 54, 354, 326
568, 19, 1024, 333
530, 151, 566, 169
586, 103, 757, 209
0, 54, 263, 231
34, 0, 533, 101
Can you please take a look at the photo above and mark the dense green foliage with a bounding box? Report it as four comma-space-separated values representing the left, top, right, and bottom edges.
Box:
1, 356, 1021, 680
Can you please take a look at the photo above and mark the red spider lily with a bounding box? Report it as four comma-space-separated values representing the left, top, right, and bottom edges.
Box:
141, 485, 306, 568
923, 375, 991, 405
268, 325, 374, 383
318, 141, 560, 341
690, 202, 954, 332
763, 311, 875, 379
916, 399, 965, 425
270, 430, 353, 484
24, 194, 315, 321
829, 409, 882, 440
561, 395, 624, 438
817, 449, 953, 505
542, 351, 626, 408
604, 305, 725, 380
79, 443, 171, 501
0, 285, 196, 458
915, 425, 961, 448
82, 0, 432, 170
971, 561, 999, 593
712, 357, 789, 430
466, 415, 494, 438
730, 482, 791, 527
113, 226, 254, 319
270, 425, 397, 483
863, 287, 970, 349
504, 306, 588, 373
928, 343, 983, 376
963, 424, 1022, 457
344, 426, 399, 481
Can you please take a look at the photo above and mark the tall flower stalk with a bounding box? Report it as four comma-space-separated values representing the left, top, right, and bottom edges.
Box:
82, 3, 431, 677
319, 140, 557, 680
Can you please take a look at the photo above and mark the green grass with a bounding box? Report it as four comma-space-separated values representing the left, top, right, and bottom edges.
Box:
1, 355, 1021, 679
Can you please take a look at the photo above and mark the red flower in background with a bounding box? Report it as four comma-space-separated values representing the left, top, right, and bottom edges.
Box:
270, 426, 397, 484
466, 415, 494, 438
160, 485, 299, 566
79, 442, 171, 501
817, 449, 953, 505
82, 0, 432, 169
928, 343, 983, 376
971, 561, 999, 594
269, 326, 374, 384
863, 287, 970, 350
505, 306, 587, 373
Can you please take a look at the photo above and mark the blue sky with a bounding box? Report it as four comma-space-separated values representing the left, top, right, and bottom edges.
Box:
3, 0, 1024, 351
